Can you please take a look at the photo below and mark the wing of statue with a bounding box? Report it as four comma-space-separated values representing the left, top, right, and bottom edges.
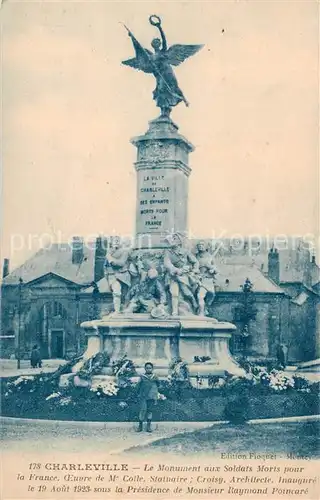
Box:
166, 44, 204, 67
122, 46, 154, 74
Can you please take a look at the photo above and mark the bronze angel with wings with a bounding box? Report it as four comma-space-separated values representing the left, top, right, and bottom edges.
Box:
122, 15, 203, 117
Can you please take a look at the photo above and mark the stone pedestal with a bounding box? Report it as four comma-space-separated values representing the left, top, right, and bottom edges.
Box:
178, 317, 245, 377
80, 314, 245, 379
132, 115, 194, 249
82, 314, 178, 377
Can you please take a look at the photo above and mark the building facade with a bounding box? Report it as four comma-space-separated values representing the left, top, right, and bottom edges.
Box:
1, 236, 319, 363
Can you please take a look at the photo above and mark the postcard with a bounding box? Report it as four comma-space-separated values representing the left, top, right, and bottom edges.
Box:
1, 1, 319, 499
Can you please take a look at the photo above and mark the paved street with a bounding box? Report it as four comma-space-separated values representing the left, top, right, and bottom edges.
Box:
2, 416, 319, 459
0, 359, 66, 378
1, 417, 211, 455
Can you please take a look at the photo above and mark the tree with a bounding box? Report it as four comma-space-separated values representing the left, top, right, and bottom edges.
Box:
234, 278, 258, 356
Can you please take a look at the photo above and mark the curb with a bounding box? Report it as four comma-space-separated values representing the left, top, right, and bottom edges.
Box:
1, 414, 319, 427
0, 416, 212, 430
249, 414, 320, 425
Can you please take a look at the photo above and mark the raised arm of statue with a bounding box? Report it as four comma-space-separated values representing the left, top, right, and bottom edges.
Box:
149, 15, 167, 51
158, 24, 167, 51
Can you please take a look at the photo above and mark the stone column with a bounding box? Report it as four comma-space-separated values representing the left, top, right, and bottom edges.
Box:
132, 115, 194, 249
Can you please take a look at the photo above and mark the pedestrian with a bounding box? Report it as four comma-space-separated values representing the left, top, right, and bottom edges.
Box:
276, 343, 287, 369
136, 362, 159, 433
30, 344, 42, 369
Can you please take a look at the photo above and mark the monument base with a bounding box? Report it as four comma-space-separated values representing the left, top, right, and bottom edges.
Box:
80, 314, 245, 378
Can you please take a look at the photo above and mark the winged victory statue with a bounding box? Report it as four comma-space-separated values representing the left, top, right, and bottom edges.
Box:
122, 15, 203, 117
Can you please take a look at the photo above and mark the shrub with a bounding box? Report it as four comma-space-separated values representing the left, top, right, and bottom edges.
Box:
293, 375, 312, 392
222, 375, 254, 395
309, 381, 320, 396
2, 355, 320, 422
223, 393, 250, 424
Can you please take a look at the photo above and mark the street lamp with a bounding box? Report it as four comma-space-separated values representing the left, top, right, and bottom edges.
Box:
17, 277, 23, 369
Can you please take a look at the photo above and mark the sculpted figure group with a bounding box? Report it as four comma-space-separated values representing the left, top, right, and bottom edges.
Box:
104, 234, 217, 318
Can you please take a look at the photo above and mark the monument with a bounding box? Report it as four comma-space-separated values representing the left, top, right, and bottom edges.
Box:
80, 15, 244, 380
123, 14, 202, 248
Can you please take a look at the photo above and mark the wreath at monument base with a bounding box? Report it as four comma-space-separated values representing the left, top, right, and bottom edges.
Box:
1, 357, 319, 423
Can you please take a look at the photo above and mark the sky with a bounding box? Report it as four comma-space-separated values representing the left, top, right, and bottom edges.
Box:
1, 0, 319, 270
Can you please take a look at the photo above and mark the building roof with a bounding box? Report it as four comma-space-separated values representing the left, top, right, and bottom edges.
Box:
189, 237, 317, 284
2, 244, 95, 286
83, 262, 284, 295
2, 235, 314, 292
84, 278, 110, 294
215, 248, 310, 284
313, 281, 320, 293
291, 291, 310, 306
290, 286, 320, 305
215, 264, 284, 294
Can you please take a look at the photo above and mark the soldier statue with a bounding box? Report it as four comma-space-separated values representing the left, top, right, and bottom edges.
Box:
195, 240, 217, 316
104, 236, 131, 314
163, 232, 200, 316
124, 266, 167, 316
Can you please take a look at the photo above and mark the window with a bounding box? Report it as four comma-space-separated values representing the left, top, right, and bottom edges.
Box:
41, 302, 66, 320
233, 334, 245, 353
230, 333, 251, 355
233, 305, 244, 322
53, 302, 64, 318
